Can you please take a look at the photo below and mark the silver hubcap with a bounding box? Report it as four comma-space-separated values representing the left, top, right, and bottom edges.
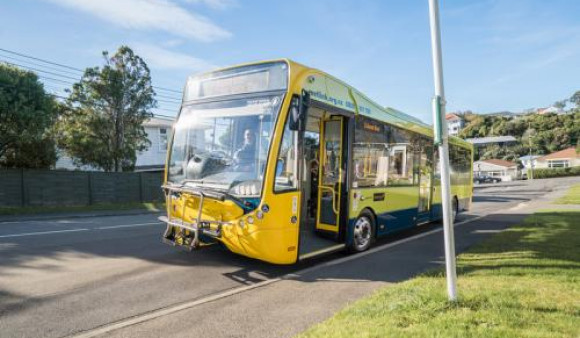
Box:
354, 217, 372, 250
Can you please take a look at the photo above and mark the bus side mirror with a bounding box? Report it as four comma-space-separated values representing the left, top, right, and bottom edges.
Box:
289, 90, 309, 131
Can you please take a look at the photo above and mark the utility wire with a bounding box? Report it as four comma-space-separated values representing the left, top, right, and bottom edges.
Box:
2, 62, 182, 110
1, 78, 176, 118
2, 60, 182, 101
0, 47, 83, 72
0, 47, 183, 95
1, 60, 81, 81
0, 54, 82, 77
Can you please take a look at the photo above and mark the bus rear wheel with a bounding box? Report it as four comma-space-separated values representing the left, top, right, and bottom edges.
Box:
350, 211, 374, 253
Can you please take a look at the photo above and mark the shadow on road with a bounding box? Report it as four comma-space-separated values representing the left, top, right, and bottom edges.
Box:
0, 183, 562, 322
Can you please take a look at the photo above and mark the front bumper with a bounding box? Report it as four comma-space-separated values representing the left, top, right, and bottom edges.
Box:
159, 215, 228, 250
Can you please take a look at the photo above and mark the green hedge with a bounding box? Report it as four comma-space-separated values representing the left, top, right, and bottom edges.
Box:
529, 166, 580, 179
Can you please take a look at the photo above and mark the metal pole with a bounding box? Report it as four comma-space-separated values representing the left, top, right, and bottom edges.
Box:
428, 0, 457, 301
528, 122, 534, 180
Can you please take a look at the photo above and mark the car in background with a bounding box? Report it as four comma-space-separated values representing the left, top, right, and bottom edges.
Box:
473, 175, 501, 185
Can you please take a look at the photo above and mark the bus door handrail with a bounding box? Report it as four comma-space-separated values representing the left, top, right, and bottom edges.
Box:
318, 185, 339, 214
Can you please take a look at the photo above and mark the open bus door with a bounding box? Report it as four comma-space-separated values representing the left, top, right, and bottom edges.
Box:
417, 139, 434, 223
315, 116, 344, 236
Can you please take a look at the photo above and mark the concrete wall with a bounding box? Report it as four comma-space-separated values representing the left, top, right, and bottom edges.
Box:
0, 169, 164, 208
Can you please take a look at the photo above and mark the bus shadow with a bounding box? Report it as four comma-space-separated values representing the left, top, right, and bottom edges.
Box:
472, 195, 529, 203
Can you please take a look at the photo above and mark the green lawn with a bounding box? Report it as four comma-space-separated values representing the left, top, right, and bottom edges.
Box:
556, 183, 580, 204
298, 211, 580, 337
0, 201, 165, 216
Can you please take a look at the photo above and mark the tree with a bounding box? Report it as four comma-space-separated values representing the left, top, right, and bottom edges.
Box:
57, 46, 156, 172
459, 110, 579, 161
570, 90, 580, 108
553, 100, 567, 109
0, 64, 59, 168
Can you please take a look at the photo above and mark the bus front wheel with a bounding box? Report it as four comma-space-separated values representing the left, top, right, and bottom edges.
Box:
349, 210, 374, 253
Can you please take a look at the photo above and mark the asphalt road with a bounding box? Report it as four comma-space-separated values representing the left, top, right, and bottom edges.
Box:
1, 177, 578, 338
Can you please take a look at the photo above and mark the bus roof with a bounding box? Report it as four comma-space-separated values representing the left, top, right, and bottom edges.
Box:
189, 58, 471, 149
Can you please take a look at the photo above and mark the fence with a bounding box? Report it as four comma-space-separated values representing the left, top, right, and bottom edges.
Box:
0, 169, 164, 208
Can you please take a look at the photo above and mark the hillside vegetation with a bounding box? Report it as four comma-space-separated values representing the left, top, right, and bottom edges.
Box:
458, 111, 579, 161
456, 90, 580, 161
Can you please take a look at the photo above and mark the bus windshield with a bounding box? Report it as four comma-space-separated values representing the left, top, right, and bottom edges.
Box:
168, 94, 284, 197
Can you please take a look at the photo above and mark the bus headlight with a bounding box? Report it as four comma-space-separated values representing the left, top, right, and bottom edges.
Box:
256, 211, 264, 219
231, 181, 261, 196
246, 216, 254, 224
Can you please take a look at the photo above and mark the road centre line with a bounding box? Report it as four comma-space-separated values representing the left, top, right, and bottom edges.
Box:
0, 228, 89, 239
96, 222, 162, 230
69, 214, 491, 338
0, 222, 162, 239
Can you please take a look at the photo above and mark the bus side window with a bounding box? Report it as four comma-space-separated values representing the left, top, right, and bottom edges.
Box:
352, 116, 389, 188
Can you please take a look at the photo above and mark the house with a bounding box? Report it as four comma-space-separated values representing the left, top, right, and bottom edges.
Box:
135, 116, 174, 171
473, 159, 519, 181
518, 155, 541, 170
465, 136, 517, 159
445, 113, 464, 136
536, 106, 563, 115
55, 116, 175, 172
535, 147, 580, 169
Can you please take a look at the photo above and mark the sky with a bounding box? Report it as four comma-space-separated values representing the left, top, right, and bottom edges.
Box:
1, 0, 579, 122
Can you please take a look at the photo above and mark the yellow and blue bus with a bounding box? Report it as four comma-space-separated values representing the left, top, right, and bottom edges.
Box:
160, 60, 473, 264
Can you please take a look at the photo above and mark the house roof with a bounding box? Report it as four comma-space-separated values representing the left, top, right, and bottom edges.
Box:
477, 159, 518, 168
465, 136, 517, 145
538, 147, 579, 161
143, 116, 175, 128
537, 106, 560, 115
518, 155, 541, 161
445, 113, 461, 121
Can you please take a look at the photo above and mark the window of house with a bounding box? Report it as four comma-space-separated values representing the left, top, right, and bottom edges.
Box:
549, 160, 569, 168
159, 128, 168, 151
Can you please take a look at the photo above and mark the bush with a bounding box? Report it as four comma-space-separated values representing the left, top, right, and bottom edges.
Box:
530, 166, 580, 179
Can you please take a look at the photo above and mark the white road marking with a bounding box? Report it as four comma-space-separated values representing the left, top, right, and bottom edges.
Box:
0, 228, 89, 238
0, 222, 162, 239
69, 214, 491, 338
96, 222, 162, 230
510, 202, 528, 210
0, 214, 161, 225
474, 229, 505, 234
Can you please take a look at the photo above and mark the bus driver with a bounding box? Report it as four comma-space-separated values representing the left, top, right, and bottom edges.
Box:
234, 129, 256, 171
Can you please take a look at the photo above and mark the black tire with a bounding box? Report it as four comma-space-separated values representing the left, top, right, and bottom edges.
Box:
349, 210, 375, 253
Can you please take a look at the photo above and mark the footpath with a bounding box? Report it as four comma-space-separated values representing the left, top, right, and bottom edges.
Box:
71, 178, 578, 338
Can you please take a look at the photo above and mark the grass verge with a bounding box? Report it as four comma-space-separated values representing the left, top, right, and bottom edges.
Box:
555, 183, 580, 204
0, 201, 165, 216
298, 210, 580, 338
